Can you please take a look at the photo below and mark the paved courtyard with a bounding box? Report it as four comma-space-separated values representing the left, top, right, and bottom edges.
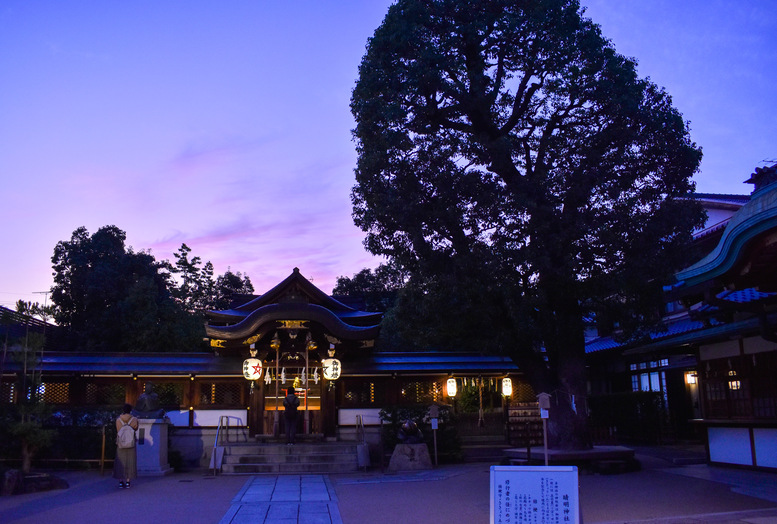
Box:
1, 447, 777, 524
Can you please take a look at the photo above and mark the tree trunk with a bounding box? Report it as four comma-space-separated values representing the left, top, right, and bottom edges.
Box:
21, 440, 32, 474
539, 268, 592, 450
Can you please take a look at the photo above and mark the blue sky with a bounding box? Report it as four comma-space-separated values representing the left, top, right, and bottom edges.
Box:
1, 1, 775, 308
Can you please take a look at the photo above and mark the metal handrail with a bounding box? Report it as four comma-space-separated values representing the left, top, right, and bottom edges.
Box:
210, 415, 229, 475
356, 414, 365, 444
215, 415, 229, 446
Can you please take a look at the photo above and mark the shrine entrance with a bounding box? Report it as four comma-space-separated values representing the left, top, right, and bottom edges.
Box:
204, 268, 381, 438
256, 328, 336, 438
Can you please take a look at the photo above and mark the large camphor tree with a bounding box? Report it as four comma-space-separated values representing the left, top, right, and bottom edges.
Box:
351, 0, 705, 448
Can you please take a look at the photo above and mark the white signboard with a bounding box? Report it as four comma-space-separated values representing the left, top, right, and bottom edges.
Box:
490, 466, 579, 524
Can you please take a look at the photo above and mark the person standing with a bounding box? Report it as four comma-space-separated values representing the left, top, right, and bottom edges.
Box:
114, 403, 138, 488
283, 387, 300, 445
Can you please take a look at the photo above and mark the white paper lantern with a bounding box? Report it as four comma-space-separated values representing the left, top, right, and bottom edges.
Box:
242, 358, 262, 380
321, 358, 342, 380
447, 378, 457, 397
501, 377, 513, 397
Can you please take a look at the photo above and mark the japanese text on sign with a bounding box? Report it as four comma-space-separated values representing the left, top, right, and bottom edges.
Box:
490, 466, 579, 524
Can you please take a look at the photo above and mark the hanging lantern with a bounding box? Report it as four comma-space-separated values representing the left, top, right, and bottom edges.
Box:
501, 377, 513, 397
321, 358, 342, 380
447, 377, 457, 397
242, 358, 263, 380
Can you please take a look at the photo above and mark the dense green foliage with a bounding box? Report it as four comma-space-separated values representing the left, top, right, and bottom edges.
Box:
352, 0, 705, 447
333, 263, 406, 312
50, 225, 254, 352
51, 226, 202, 352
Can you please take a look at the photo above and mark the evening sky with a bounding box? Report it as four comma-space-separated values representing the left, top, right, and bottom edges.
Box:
1, 1, 774, 308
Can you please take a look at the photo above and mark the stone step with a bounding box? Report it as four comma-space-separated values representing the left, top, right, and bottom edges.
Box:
224, 461, 359, 474
254, 433, 326, 444
460, 435, 508, 444
224, 453, 359, 465
461, 442, 512, 463
224, 443, 358, 456
218, 441, 361, 474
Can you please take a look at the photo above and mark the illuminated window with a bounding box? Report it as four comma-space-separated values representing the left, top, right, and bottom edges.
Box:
342, 380, 383, 406
0, 382, 16, 404
41, 382, 70, 404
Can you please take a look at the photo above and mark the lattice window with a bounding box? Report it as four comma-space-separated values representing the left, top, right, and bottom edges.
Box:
513, 380, 535, 403
85, 383, 125, 405
199, 382, 242, 406
41, 382, 70, 404
703, 357, 753, 418
144, 382, 184, 408
342, 379, 382, 406
752, 351, 777, 418
399, 380, 435, 404
0, 382, 16, 404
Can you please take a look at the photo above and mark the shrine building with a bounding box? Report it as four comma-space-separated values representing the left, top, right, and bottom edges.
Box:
1, 268, 524, 469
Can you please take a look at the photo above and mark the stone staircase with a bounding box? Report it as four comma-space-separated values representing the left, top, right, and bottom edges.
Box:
219, 438, 361, 474
460, 434, 511, 464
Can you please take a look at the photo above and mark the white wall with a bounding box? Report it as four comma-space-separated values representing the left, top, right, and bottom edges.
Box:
754, 428, 777, 468
708, 427, 753, 466
338, 408, 382, 426
165, 409, 248, 427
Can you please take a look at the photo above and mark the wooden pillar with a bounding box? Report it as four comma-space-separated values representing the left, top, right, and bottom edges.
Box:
321, 378, 337, 438
249, 380, 264, 436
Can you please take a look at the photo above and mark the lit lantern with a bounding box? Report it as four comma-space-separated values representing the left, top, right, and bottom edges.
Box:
685, 372, 697, 385
446, 377, 457, 397
242, 358, 263, 380
321, 358, 342, 380
502, 377, 513, 397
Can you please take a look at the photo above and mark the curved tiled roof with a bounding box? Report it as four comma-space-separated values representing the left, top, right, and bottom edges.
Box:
691, 193, 750, 206
206, 302, 381, 341
716, 288, 777, 305
676, 184, 777, 288
205, 268, 382, 344
585, 318, 708, 354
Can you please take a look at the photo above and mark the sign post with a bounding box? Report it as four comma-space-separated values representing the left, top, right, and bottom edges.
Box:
429, 404, 439, 466
490, 465, 580, 524
537, 393, 551, 466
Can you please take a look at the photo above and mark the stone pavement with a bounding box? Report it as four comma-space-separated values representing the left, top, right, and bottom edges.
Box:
1, 446, 777, 524
219, 475, 343, 524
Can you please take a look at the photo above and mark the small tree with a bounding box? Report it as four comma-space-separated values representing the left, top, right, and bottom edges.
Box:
212, 268, 255, 310
169, 244, 216, 314
8, 304, 54, 473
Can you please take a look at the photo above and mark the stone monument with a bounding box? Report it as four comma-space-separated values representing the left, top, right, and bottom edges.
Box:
132, 382, 166, 419
388, 420, 432, 471
132, 382, 172, 476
